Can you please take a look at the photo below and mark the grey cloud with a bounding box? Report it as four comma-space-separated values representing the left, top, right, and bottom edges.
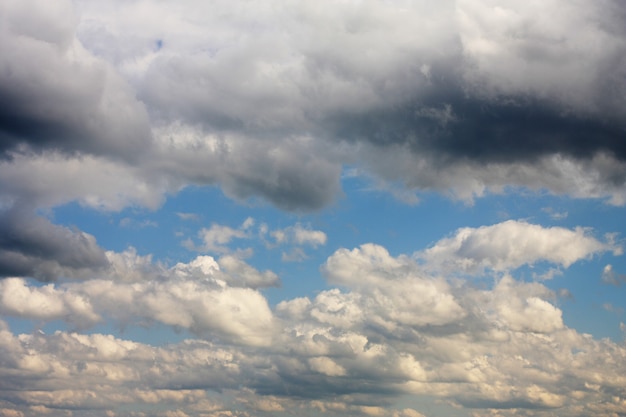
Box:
0, 208, 109, 281
331, 92, 626, 164
146, 127, 342, 211
0, 0, 152, 161
133, 0, 626, 207
2, 0, 626, 212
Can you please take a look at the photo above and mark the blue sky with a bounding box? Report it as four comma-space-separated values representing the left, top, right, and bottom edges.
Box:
1, 1, 626, 416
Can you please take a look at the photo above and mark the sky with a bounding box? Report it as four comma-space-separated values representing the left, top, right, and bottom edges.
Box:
1, 0, 626, 416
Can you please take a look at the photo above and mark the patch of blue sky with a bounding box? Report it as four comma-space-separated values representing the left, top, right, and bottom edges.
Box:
50, 177, 626, 342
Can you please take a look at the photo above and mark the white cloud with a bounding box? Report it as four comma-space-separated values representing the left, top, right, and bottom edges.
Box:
291, 224, 327, 247
1, 0, 626, 415
266, 223, 327, 262
198, 224, 248, 253
308, 356, 347, 377
79, 262, 276, 346
421, 220, 617, 273
270, 223, 327, 247
602, 264, 626, 286
321, 244, 468, 329
105, 247, 160, 282
217, 255, 280, 289
1, 238, 626, 415
542, 207, 568, 220
186, 219, 254, 254
0, 253, 276, 346
0, 278, 100, 328
489, 276, 564, 333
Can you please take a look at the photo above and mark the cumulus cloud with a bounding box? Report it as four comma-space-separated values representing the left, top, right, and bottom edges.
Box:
81, 254, 276, 346
216, 255, 280, 289
187, 222, 250, 254
271, 223, 327, 247
421, 220, 618, 274
1, 237, 626, 416
267, 222, 328, 262
0, 249, 279, 345
0, 0, 152, 160
2, 0, 626, 416
0, 0, 625, 215
0, 278, 100, 328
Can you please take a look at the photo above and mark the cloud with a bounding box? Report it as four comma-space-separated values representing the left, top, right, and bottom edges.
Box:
421, 220, 617, 274
216, 255, 280, 289
602, 264, 626, 286
0, 253, 277, 346
321, 243, 466, 328
0, 278, 100, 328
290, 224, 328, 247
269, 223, 327, 262
1, 1, 626, 415
0, 0, 152, 160
91, 262, 276, 346
2, 237, 626, 415
185, 219, 252, 254
0, 208, 109, 281
0, 151, 167, 210
542, 207, 568, 220
176, 212, 200, 222
0, 0, 625, 215
270, 223, 327, 247
119, 217, 158, 228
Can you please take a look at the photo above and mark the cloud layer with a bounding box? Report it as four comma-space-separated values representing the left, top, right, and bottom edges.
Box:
2, 0, 626, 416
1, 0, 626, 218
0, 222, 625, 416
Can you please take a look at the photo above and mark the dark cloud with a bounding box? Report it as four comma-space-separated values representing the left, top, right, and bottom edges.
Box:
0, 0, 152, 161
331, 92, 626, 164
2, 0, 626, 211
0, 208, 109, 281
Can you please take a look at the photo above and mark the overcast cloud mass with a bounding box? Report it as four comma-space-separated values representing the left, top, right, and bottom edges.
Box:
1, 0, 626, 416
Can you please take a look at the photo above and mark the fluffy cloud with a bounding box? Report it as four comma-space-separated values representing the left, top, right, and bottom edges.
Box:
0, 278, 100, 327
1, 235, 626, 416
2, 0, 626, 416
0, 251, 277, 346
216, 255, 280, 288
0, 0, 152, 159
80, 255, 276, 346
270, 223, 327, 247
1, 0, 625, 215
187, 221, 251, 254
421, 220, 618, 273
